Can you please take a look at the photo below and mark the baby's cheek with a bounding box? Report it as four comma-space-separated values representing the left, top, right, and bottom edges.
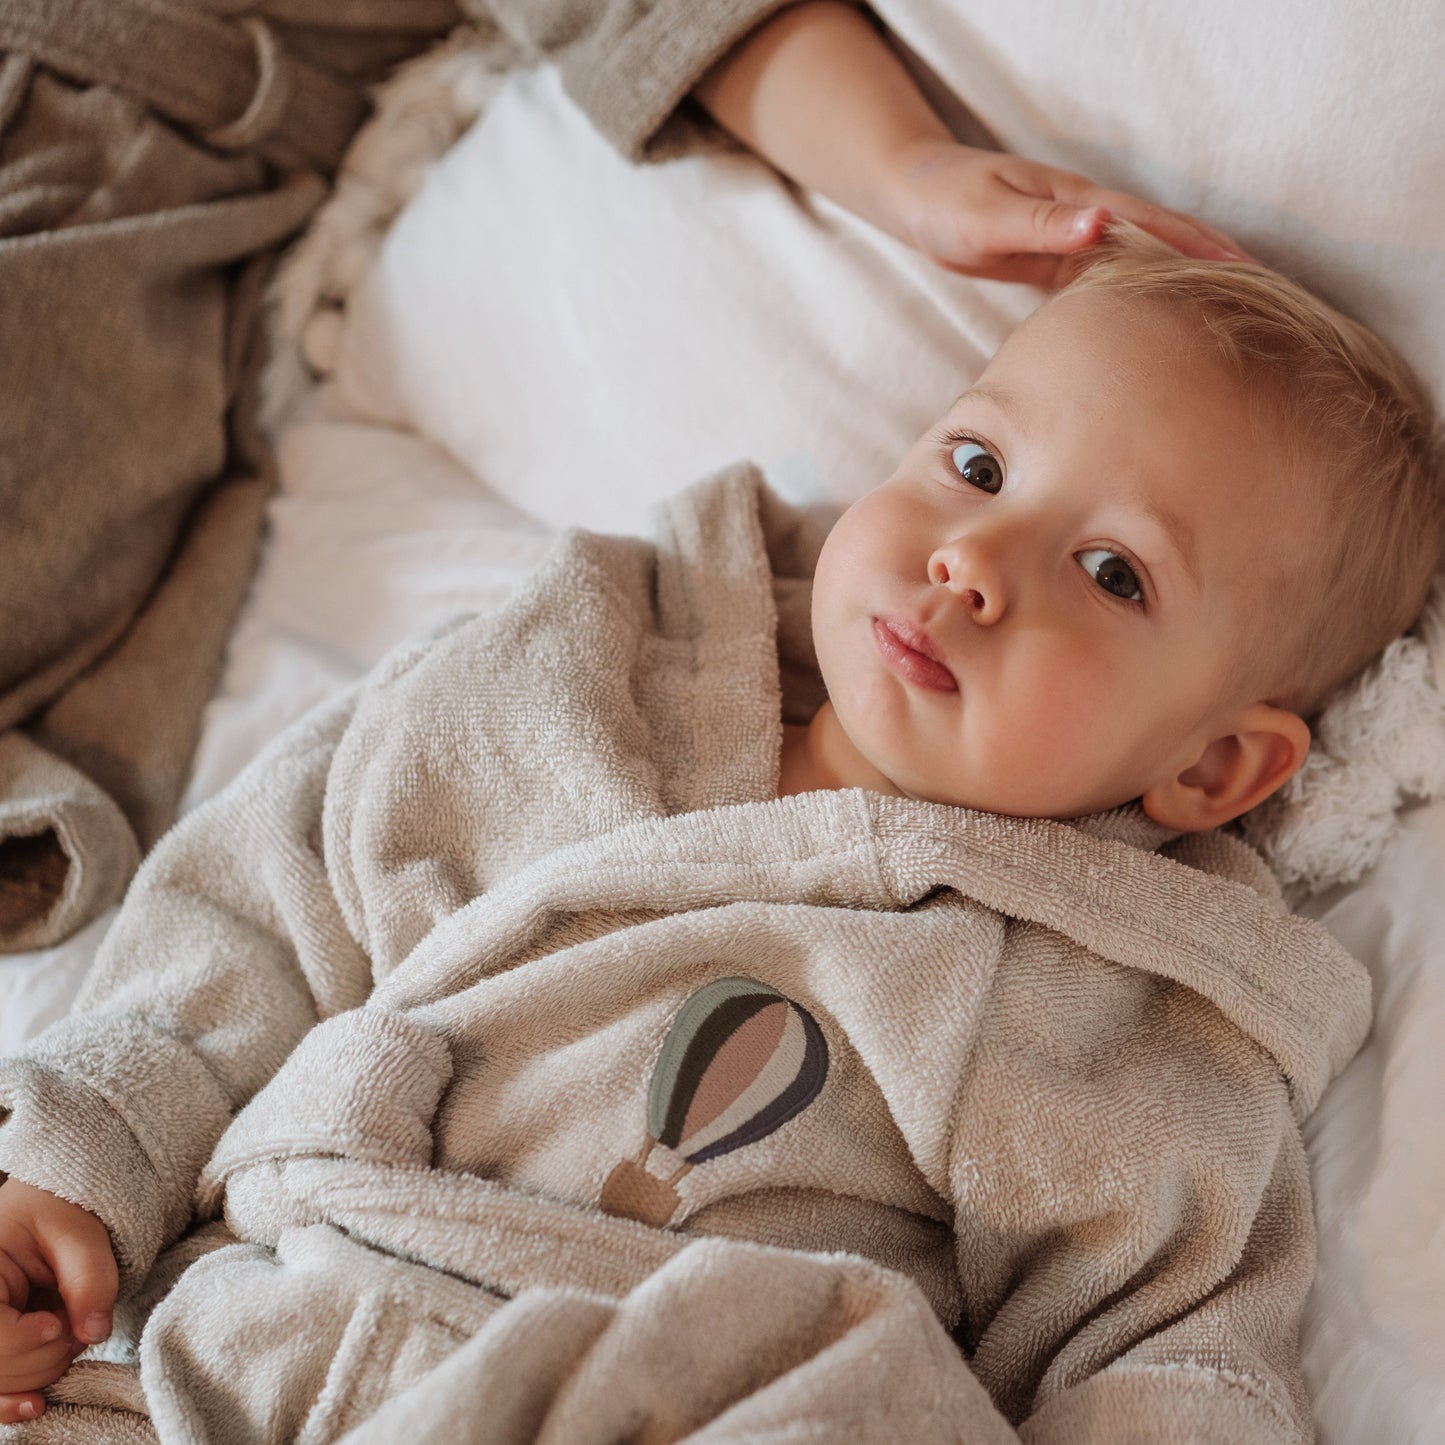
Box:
992, 644, 1128, 778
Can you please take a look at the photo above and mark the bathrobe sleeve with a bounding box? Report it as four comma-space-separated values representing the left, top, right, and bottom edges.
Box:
470, 0, 817, 161
0, 684, 375, 1293
1015, 1142, 1317, 1443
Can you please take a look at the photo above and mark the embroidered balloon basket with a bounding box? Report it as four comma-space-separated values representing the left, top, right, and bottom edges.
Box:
599, 1140, 690, 1227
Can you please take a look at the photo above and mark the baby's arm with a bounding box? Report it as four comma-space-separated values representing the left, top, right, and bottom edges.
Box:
694, 2, 1251, 285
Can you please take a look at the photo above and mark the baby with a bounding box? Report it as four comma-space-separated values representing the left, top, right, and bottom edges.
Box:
0, 226, 1439, 1443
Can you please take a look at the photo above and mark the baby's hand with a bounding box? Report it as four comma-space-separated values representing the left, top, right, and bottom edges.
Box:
0, 1179, 118, 1423
878, 137, 1254, 287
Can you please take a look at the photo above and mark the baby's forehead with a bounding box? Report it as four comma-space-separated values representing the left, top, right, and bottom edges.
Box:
959, 306, 1264, 441
998, 287, 1224, 375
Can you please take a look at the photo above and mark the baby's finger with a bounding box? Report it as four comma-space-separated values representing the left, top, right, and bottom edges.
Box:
41, 1219, 117, 1347
1145, 202, 1255, 260
0, 1330, 80, 1387
1098, 194, 1253, 262
1017, 197, 1110, 259
1178, 212, 1254, 260
0, 1392, 46, 1424
940, 249, 1081, 290
925, 196, 1111, 282
1033, 165, 1253, 262
0, 1252, 30, 1312
0, 1311, 66, 1357
0, 1301, 64, 1358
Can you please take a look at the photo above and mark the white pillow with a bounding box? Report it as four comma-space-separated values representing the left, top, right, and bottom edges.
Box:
333, 1, 1445, 531
331, 62, 1035, 535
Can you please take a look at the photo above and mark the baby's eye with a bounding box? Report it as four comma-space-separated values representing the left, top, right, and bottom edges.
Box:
1078, 548, 1143, 603
951, 441, 1003, 494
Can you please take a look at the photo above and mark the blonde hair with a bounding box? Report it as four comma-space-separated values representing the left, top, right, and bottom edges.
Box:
1064, 221, 1445, 719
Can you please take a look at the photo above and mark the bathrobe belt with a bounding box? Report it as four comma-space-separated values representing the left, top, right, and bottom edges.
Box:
219, 1155, 699, 1305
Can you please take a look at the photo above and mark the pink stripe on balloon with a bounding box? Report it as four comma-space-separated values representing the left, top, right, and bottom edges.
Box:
678, 999, 787, 1144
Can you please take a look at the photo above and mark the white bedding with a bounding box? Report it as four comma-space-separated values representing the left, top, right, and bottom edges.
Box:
4, 4, 1445, 1440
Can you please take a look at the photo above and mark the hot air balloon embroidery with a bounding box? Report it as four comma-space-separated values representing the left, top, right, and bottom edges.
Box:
599, 977, 829, 1227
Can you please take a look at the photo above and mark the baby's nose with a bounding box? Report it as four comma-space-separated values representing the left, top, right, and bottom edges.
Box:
928, 545, 1006, 624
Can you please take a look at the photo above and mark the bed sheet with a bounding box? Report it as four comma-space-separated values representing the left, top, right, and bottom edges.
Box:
1296, 815, 1445, 1442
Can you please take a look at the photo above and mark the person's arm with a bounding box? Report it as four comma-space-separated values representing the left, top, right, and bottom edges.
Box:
474, 0, 1249, 284
693, 1, 1252, 286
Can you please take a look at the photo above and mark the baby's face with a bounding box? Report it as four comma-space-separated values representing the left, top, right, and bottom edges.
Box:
810, 289, 1312, 819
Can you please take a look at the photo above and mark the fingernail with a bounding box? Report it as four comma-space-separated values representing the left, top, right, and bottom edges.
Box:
1070, 209, 1100, 239
37, 1318, 60, 1342
82, 1313, 111, 1342
18, 1401, 37, 1419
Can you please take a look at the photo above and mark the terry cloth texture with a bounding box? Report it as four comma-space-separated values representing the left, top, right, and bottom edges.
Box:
0, 0, 461, 951
0, 467, 1371, 1442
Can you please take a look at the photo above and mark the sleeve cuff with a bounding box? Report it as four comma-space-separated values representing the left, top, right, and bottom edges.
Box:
0, 731, 140, 953
1020, 1361, 1307, 1445
558, 0, 797, 161
0, 1023, 234, 1292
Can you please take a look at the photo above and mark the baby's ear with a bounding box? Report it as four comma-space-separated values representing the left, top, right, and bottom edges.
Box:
1141, 704, 1311, 832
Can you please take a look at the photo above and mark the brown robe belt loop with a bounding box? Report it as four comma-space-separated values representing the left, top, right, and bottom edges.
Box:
0, 0, 365, 170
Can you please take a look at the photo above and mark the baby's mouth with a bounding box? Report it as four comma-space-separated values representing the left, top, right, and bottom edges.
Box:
871, 616, 958, 692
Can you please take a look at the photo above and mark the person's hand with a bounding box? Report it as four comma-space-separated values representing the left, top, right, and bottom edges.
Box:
0, 1179, 118, 1423
876, 137, 1254, 288
694, 4, 1255, 291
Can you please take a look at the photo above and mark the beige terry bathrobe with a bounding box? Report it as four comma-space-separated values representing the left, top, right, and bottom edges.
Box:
0, 468, 1370, 1443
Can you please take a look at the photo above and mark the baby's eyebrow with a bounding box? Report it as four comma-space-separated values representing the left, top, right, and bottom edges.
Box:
954, 381, 1012, 415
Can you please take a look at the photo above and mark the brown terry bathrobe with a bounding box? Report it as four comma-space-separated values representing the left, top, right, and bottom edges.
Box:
0, 0, 468, 950
0, 470, 1371, 1442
